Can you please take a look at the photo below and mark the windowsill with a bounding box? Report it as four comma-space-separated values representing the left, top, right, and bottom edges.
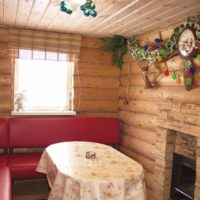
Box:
11, 110, 76, 116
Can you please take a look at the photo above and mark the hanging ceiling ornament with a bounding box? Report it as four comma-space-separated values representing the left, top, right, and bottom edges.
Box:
60, 0, 97, 17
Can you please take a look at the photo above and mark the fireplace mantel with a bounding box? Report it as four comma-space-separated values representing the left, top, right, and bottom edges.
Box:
158, 101, 200, 138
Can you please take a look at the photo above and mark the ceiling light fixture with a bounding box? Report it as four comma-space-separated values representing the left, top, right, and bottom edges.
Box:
60, 0, 97, 17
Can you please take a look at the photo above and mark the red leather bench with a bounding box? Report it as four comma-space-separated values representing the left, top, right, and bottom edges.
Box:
0, 167, 12, 200
0, 119, 11, 200
0, 117, 120, 200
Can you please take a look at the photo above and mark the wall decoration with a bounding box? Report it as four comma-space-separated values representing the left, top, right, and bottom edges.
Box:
137, 60, 154, 88
183, 60, 195, 90
177, 27, 196, 59
128, 16, 200, 63
99, 35, 128, 68
99, 16, 200, 90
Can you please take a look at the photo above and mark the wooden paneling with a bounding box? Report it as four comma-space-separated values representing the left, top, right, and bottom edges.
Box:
0, 0, 199, 37
75, 37, 120, 116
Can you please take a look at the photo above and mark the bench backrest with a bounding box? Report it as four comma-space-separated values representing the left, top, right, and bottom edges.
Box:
8, 117, 120, 148
0, 119, 8, 148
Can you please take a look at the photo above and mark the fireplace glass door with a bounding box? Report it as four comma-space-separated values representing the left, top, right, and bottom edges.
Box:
170, 153, 196, 200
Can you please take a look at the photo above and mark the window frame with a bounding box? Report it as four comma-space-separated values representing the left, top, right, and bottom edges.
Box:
12, 50, 76, 116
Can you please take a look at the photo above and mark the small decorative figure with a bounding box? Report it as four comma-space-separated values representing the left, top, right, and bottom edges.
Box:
183, 60, 195, 90
15, 93, 26, 111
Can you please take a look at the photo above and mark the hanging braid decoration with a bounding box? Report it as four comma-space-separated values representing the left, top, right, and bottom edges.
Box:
128, 16, 200, 63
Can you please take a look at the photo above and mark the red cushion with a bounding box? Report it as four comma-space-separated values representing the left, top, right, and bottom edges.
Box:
9, 117, 120, 148
8, 152, 44, 179
0, 167, 12, 200
0, 154, 8, 166
0, 118, 8, 148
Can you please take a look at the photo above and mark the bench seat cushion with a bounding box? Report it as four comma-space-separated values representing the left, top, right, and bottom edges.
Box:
0, 118, 8, 148
8, 117, 120, 148
0, 154, 8, 166
8, 152, 44, 179
0, 167, 12, 200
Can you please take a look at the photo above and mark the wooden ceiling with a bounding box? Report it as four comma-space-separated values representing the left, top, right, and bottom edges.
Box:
0, 0, 200, 38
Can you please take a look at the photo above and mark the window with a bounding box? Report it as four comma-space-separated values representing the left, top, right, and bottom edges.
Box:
13, 49, 75, 115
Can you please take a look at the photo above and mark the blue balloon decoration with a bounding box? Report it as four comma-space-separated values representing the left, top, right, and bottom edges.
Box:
143, 45, 148, 51
190, 67, 195, 75
154, 38, 161, 43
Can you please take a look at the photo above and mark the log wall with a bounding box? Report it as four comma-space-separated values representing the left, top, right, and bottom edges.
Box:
0, 28, 12, 116
74, 37, 120, 117
119, 25, 200, 200
0, 30, 120, 117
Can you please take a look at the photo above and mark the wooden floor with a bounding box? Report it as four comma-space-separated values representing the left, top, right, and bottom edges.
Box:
13, 179, 50, 200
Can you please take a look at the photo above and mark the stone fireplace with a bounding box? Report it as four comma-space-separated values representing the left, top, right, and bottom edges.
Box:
152, 101, 200, 200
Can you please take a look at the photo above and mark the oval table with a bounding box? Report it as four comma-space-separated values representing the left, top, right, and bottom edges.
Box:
36, 142, 147, 200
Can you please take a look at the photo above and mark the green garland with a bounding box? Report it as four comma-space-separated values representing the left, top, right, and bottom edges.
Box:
128, 16, 200, 62
100, 17, 200, 67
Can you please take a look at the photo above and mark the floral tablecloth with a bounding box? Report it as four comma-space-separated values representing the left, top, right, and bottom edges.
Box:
36, 142, 147, 200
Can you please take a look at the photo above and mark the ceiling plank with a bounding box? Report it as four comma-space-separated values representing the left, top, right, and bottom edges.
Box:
125, 1, 200, 37
15, 0, 35, 29
129, 5, 200, 37
24, 0, 50, 30
94, 0, 161, 36
68, 1, 132, 32
90, 0, 154, 33
35, 2, 60, 30
103, 0, 178, 35
4, 0, 19, 26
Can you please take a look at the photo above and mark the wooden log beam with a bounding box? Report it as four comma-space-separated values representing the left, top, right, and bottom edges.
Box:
0, 42, 9, 58
121, 134, 155, 161
0, 75, 12, 86
0, 59, 12, 74
80, 48, 113, 64
77, 112, 118, 118
144, 170, 154, 190
74, 76, 119, 89
74, 88, 119, 101
121, 124, 156, 144
74, 100, 118, 112
75, 62, 120, 77
118, 99, 157, 115
119, 86, 200, 104
81, 37, 104, 48
120, 146, 155, 173
119, 110, 158, 130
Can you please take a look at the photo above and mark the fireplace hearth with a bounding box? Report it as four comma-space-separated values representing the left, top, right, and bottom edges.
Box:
170, 153, 196, 200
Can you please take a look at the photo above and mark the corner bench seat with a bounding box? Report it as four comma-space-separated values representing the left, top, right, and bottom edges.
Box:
0, 154, 8, 166
0, 167, 12, 200
0, 117, 120, 200
8, 152, 44, 179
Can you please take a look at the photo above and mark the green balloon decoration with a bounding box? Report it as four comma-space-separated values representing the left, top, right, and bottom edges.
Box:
60, 0, 97, 17
128, 16, 200, 63
80, 0, 97, 17
60, 0, 72, 14
172, 71, 177, 80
